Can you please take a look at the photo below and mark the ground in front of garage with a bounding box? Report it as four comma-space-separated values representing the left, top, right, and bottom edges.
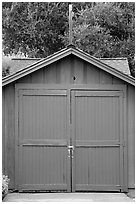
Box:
3, 192, 135, 202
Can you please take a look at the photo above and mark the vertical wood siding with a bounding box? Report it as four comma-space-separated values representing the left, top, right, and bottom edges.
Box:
127, 85, 135, 188
86, 63, 100, 84
2, 89, 5, 172
100, 70, 113, 84
73, 57, 84, 84
60, 56, 72, 84
4, 84, 15, 188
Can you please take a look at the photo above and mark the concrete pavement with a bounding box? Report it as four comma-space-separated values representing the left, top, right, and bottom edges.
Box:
3, 192, 135, 202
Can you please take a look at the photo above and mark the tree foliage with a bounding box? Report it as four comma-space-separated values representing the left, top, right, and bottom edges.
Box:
72, 2, 135, 76
2, 2, 69, 57
2, 2, 135, 76
2, 55, 11, 77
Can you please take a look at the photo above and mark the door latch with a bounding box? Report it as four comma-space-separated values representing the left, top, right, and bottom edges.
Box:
68, 146, 74, 158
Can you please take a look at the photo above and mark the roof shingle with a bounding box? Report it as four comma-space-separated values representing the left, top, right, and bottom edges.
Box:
99, 58, 130, 75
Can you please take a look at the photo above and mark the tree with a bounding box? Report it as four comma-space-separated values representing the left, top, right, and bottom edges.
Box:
2, 55, 11, 77
2, 2, 69, 57
72, 2, 135, 76
2, 2, 135, 76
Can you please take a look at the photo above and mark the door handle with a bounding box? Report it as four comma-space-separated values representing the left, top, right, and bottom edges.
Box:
68, 148, 71, 158
68, 146, 74, 158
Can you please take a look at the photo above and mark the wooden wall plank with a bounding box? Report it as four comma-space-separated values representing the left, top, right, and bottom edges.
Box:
73, 56, 84, 84
31, 68, 44, 83
123, 88, 128, 192
2, 88, 5, 173
112, 76, 124, 84
60, 56, 71, 84
70, 55, 75, 84
127, 85, 135, 189
4, 84, 15, 188
119, 96, 124, 190
56, 61, 61, 84
86, 63, 100, 84
100, 70, 113, 84
43, 63, 57, 84
17, 74, 32, 83
83, 62, 87, 84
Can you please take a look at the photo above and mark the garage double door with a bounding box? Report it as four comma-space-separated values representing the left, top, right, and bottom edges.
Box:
16, 88, 125, 192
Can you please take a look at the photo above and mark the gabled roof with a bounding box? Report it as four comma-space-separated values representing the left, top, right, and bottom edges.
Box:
2, 46, 135, 86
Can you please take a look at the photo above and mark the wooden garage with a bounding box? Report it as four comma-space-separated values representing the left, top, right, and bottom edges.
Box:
2, 45, 135, 193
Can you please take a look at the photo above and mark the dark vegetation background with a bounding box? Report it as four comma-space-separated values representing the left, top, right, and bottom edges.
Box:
2, 2, 135, 77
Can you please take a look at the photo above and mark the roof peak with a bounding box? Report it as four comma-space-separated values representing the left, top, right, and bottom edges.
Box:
67, 44, 76, 49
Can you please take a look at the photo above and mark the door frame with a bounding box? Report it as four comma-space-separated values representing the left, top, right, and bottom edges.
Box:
15, 84, 128, 192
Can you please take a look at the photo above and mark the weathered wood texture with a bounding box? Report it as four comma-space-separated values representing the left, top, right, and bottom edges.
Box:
16, 55, 124, 85
2, 54, 134, 190
127, 85, 135, 189
2, 89, 5, 173
17, 90, 68, 191
73, 91, 123, 191
3, 84, 15, 188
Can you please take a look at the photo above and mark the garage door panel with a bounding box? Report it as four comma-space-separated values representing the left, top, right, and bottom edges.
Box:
75, 96, 120, 141
22, 94, 67, 140
20, 146, 67, 185
75, 147, 120, 186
